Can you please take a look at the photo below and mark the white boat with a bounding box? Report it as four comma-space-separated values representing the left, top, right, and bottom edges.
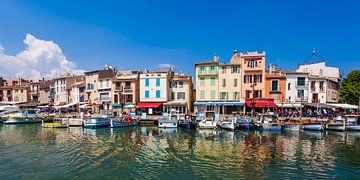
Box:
3, 109, 47, 124
346, 115, 360, 131
282, 119, 301, 131
218, 118, 236, 131
256, 113, 281, 131
325, 118, 346, 131
199, 118, 217, 129
158, 112, 178, 128
302, 119, 323, 131
68, 118, 84, 126
83, 117, 110, 128
0, 105, 20, 122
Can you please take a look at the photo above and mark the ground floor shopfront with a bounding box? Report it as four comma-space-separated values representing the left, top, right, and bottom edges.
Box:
193, 101, 245, 115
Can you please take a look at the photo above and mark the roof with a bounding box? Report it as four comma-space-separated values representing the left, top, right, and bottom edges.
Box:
195, 60, 218, 65
98, 70, 116, 79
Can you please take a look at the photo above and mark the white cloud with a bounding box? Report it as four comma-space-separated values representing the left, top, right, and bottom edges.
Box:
158, 63, 175, 69
0, 34, 82, 80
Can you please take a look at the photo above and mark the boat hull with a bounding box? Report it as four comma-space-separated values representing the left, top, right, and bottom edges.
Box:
110, 119, 138, 128
326, 124, 345, 131
258, 123, 282, 131
4, 118, 44, 124
283, 124, 301, 131
42, 123, 69, 128
83, 118, 110, 128
346, 125, 360, 131
158, 120, 178, 128
178, 122, 196, 129
302, 124, 323, 131
219, 122, 235, 131
237, 123, 254, 129
198, 121, 217, 129
68, 118, 83, 126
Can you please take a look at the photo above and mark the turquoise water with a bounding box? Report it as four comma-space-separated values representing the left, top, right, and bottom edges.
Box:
1, 124, 360, 179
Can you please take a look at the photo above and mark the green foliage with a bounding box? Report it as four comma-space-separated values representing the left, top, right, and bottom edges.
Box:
339, 70, 360, 105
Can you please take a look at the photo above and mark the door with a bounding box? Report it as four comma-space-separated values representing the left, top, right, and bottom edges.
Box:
312, 93, 318, 103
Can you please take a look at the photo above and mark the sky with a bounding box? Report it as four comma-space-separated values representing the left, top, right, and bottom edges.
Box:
0, 0, 359, 80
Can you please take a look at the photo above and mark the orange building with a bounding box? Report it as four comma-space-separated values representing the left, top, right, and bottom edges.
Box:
264, 67, 287, 104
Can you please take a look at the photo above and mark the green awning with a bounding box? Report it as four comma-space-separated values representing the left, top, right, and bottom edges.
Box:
111, 103, 121, 107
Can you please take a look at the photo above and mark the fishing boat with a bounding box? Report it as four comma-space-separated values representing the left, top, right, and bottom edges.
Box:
302, 119, 323, 131
256, 113, 282, 131
325, 117, 346, 131
235, 116, 255, 129
110, 112, 138, 128
3, 109, 48, 124
158, 112, 178, 128
83, 117, 110, 128
346, 115, 360, 131
198, 111, 217, 129
218, 117, 236, 131
282, 119, 301, 131
41, 121, 69, 128
0, 105, 20, 122
178, 117, 196, 129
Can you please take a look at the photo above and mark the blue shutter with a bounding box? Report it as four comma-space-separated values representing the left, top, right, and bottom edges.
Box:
156, 90, 160, 98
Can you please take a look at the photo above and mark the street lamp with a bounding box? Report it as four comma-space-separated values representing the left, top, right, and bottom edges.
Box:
250, 81, 257, 116
120, 94, 125, 114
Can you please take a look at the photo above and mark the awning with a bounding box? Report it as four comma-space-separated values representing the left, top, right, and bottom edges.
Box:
194, 101, 245, 106
276, 103, 302, 108
136, 102, 163, 108
56, 102, 79, 109
80, 104, 91, 109
304, 103, 334, 109
111, 103, 121, 107
246, 98, 278, 108
326, 103, 358, 109
124, 104, 135, 108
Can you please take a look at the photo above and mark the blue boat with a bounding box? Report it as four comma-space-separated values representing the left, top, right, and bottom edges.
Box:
235, 116, 255, 129
178, 116, 196, 129
110, 113, 138, 128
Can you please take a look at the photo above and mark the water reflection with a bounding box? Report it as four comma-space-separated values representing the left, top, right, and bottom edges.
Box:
1, 124, 360, 179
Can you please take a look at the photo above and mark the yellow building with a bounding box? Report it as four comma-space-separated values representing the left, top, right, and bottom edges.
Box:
194, 51, 244, 115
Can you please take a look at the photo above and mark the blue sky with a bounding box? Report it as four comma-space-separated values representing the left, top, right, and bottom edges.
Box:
0, 0, 359, 79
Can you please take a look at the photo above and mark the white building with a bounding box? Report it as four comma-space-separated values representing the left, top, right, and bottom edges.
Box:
285, 72, 310, 104
138, 70, 171, 115
296, 62, 340, 103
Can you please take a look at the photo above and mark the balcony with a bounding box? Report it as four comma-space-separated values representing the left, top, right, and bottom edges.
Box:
295, 96, 308, 102
295, 83, 309, 90
123, 86, 133, 93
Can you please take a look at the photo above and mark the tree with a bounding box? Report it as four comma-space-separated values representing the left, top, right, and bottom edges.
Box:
339, 70, 360, 105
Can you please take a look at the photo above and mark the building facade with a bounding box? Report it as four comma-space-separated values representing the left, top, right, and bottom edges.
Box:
285, 72, 310, 104
265, 68, 287, 104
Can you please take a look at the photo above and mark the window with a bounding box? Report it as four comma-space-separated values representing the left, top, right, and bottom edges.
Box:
288, 83, 291, 90
245, 90, 251, 98
171, 92, 175, 100
271, 80, 279, 91
209, 66, 216, 73
254, 75, 262, 83
210, 90, 215, 100
319, 81, 324, 91
248, 60, 257, 68
177, 92, 185, 100
178, 82, 183, 88
297, 90, 304, 99
220, 92, 228, 100
99, 80, 103, 88
145, 79, 149, 87
210, 77, 216, 86
222, 66, 226, 74
99, 93, 110, 101
200, 77, 205, 86
156, 90, 161, 98
233, 92, 240, 100
233, 79, 238, 87
311, 81, 315, 91
199, 66, 206, 74
200, 90, 205, 99
145, 90, 150, 98
254, 90, 262, 98
156, 78, 160, 86
244, 75, 252, 83
231, 66, 239, 73
171, 82, 177, 88
297, 77, 305, 86
106, 79, 110, 87
222, 79, 226, 87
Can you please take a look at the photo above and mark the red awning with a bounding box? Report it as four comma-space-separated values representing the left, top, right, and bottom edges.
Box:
136, 102, 163, 108
246, 98, 278, 109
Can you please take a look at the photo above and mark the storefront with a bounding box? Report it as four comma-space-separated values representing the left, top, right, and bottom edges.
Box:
163, 102, 188, 115
136, 102, 164, 115
245, 98, 278, 113
194, 101, 245, 114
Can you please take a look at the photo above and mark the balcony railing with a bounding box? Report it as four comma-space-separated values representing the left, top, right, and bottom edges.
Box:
295, 96, 308, 102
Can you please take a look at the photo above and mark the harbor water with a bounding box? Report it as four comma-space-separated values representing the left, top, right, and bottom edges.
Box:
1, 124, 360, 179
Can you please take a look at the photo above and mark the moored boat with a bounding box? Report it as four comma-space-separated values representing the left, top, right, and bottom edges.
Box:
83, 117, 110, 128
235, 116, 255, 129
325, 118, 346, 131
282, 119, 301, 131
198, 117, 217, 129
158, 112, 178, 128
256, 113, 281, 131
178, 118, 196, 129
302, 119, 323, 131
218, 118, 236, 131
3, 109, 48, 124
110, 113, 138, 128
346, 115, 360, 131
